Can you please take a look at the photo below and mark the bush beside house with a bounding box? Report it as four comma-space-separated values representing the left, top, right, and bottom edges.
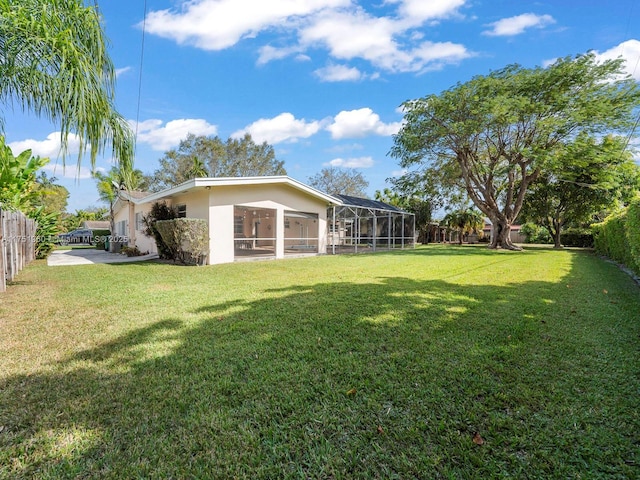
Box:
154, 218, 209, 265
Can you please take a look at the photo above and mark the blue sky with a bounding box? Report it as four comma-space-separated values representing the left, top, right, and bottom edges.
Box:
4, 0, 640, 212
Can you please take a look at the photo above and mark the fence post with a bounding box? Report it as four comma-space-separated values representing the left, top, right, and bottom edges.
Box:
0, 208, 37, 292
0, 209, 5, 293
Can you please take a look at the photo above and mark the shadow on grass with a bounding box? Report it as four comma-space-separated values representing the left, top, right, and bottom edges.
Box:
1, 255, 638, 479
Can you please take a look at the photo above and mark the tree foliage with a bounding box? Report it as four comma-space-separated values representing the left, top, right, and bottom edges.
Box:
33, 172, 69, 215
0, 0, 134, 171
0, 137, 48, 210
146, 134, 286, 191
375, 187, 433, 243
142, 202, 178, 259
308, 167, 369, 197
391, 54, 640, 250
442, 208, 484, 245
521, 134, 640, 248
94, 166, 146, 250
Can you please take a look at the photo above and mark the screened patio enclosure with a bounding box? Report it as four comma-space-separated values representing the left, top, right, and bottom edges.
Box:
328, 195, 415, 254
233, 206, 320, 258
234, 206, 276, 258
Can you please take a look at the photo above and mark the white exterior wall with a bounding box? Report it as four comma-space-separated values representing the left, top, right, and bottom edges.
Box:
131, 203, 157, 254
209, 184, 328, 265
117, 182, 330, 265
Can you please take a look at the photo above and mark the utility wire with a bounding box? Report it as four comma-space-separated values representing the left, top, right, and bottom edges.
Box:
134, 0, 148, 159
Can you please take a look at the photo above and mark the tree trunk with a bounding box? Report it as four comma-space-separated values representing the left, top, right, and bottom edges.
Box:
488, 217, 522, 250
108, 202, 116, 253
552, 221, 563, 249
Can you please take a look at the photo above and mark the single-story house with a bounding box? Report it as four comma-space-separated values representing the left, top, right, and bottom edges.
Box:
112, 176, 415, 265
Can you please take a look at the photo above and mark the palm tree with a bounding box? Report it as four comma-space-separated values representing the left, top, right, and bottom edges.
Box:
0, 0, 134, 170
94, 167, 145, 251
442, 208, 484, 244
187, 157, 209, 178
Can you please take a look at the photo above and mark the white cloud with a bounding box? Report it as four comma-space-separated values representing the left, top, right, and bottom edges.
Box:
391, 168, 408, 176
324, 156, 374, 168
299, 8, 472, 73
257, 45, 304, 65
483, 13, 555, 37
326, 108, 402, 139
42, 162, 105, 180
115, 66, 132, 77
133, 119, 218, 151
8, 132, 82, 159
591, 39, 640, 81
232, 112, 321, 144
314, 63, 365, 82
142, 0, 350, 51
142, 0, 474, 77
393, 0, 466, 25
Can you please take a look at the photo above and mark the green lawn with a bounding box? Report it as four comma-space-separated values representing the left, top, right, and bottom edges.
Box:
1, 245, 639, 479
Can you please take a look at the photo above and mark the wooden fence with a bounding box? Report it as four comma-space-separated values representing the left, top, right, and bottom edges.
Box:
0, 209, 37, 292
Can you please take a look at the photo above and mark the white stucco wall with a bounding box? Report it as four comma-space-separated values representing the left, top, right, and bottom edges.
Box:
117, 181, 330, 265
208, 184, 329, 265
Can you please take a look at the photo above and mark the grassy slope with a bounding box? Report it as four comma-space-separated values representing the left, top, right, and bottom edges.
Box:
0, 246, 638, 479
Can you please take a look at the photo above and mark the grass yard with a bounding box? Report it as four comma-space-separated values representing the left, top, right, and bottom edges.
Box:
0, 245, 639, 479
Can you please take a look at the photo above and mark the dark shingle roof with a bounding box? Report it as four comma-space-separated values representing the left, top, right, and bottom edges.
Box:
333, 194, 405, 213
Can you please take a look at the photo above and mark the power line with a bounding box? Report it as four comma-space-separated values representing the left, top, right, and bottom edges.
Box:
134, 0, 148, 158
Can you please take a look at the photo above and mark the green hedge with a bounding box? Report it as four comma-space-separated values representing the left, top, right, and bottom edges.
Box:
593, 195, 640, 275
560, 229, 594, 248
155, 218, 209, 265
92, 229, 111, 250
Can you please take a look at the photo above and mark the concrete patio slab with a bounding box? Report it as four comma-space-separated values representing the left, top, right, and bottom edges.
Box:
47, 248, 159, 266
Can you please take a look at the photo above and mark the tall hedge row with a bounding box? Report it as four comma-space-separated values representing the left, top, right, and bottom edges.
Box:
593, 195, 640, 275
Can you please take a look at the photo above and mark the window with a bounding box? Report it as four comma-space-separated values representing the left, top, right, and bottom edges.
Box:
135, 212, 144, 231
176, 204, 187, 218
116, 220, 127, 236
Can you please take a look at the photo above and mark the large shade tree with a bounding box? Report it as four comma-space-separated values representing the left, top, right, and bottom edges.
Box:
521, 134, 640, 248
391, 54, 640, 249
0, 0, 134, 171
146, 134, 286, 191
307, 167, 369, 197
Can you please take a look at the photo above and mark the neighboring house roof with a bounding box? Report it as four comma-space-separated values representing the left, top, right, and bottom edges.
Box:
125, 190, 149, 199
333, 194, 406, 213
483, 222, 522, 231
82, 221, 110, 230
117, 176, 343, 207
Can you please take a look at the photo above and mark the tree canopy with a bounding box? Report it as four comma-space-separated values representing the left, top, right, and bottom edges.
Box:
146, 134, 286, 192
0, 136, 47, 211
391, 53, 640, 249
0, 0, 134, 171
521, 134, 640, 247
34, 172, 69, 215
307, 167, 369, 197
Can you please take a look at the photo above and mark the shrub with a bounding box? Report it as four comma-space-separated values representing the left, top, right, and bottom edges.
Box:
142, 202, 177, 259
121, 246, 143, 257
625, 196, 640, 272
593, 195, 640, 275
28, 206, 60, 259
92, 229, 111, 250
560, 228, 594, 248
154, 218, 209, 265
520, 223, 552, 244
